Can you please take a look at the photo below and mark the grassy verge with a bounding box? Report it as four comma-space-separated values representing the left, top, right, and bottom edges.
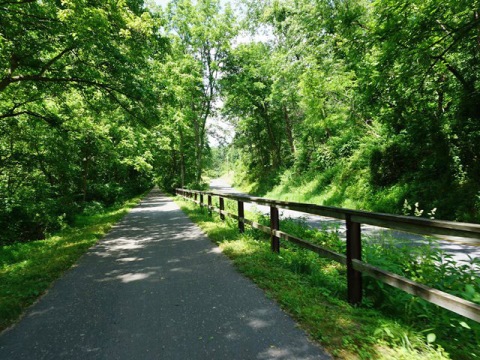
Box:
233, 167, 391, 213
0, 193, 145, 332
176, 198, 460, 360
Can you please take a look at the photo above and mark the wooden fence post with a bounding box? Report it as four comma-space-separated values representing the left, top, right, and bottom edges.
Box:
194, 193, 198, 202
219, 197, 225, 221
238, 201, 245, 233
208, 195, 212, 214
270, 206, 280, 253
346, 215, 362, 305
200, 193, 204, 207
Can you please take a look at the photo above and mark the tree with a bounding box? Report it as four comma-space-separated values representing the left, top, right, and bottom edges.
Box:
221, 42, 287, 179
0, 0, 163, 125
0, 0, 167, 244
165, 0, 236, 185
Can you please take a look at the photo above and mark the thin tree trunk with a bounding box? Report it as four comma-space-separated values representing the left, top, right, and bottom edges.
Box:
82, 157, 89, 203
261, 105, 281, 169
283, 104, 296, 155
179, 128, 186, 188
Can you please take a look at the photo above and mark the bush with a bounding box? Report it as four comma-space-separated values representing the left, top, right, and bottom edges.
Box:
370, 142, 416, 187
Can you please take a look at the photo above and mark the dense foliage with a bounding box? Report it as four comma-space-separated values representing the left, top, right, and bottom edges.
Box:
0, 0, 235, 245
153, 0, 236, 189
2, 0, 479, 237
221, 0, 480, 222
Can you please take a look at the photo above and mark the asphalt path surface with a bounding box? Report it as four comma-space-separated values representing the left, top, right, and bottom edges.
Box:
209, 179, 480, 267
0, 189, 331, 360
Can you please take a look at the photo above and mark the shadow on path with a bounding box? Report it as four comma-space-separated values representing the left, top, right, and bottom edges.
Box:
0, 189, 330, 360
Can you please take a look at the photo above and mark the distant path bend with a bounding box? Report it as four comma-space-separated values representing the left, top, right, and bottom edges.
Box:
0, 188, 330, 360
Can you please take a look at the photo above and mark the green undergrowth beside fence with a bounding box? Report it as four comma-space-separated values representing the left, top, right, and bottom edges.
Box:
176, 197, 479, 360
0, 193, 145, 332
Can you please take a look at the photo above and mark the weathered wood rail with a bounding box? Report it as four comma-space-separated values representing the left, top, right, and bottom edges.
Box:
176, 188, 480, 322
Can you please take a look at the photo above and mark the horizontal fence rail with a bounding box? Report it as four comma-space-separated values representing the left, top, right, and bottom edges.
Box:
176, 188, 480, 323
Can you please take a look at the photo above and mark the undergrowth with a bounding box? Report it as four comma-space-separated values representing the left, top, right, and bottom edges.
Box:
0, 193, 145, 332
177, 197, 479, 359
232, 162, 480, 222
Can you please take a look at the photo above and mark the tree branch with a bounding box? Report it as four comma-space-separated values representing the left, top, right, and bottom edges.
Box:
0, 47, 74, 92
421, 16, 480, 88
103, 88, 150, 127
0, 75, 130, 99
39, 47, 74, 77
0, 0, 36, 5
444, 62, 472, 90
0, 110, 61, 126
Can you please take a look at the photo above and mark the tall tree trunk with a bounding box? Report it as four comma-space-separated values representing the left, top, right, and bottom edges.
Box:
283, 104, 296, 156
261, 104, 281, 169
193, 114, 202, 185
179, 128, 186, 188
82, 157, 89, 203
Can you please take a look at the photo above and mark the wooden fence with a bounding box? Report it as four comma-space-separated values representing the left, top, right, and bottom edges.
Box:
175, 188, 480, 322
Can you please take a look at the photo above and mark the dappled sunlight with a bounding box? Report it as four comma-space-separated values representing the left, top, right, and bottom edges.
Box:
96, 240, 145, 254
27, 306, 55, 319
335, 315, 354, 328
130, 204, 175, 213
169, 267, 192, 273
129, 197, 178, 214
2, 259, 31, 272
258, 346, 307, 359
116, 272, 155, 283
97, 267, 161, 283
115, 226, 144, 231
207, 247, 223, 254
80, 346, 101, 354
0, 191, 331, 360
224, 331, 242, 340
220, 239, 257, 256
247, 318, 274, 330
116, 257, 144, 263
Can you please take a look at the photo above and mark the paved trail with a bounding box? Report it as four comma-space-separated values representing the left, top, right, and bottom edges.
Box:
210, 179, 480, 266
0, 189, 330, 360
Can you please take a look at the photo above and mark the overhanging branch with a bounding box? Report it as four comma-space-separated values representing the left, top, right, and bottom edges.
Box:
0, 110, 61, 126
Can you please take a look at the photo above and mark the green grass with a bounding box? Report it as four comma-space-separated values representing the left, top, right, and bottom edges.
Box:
0, 193, 145, 332
176, 198, 457, 360
235, 166, 389, 212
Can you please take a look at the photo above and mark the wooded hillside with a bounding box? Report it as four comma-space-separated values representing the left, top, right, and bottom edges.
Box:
219, 0, 480, 223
